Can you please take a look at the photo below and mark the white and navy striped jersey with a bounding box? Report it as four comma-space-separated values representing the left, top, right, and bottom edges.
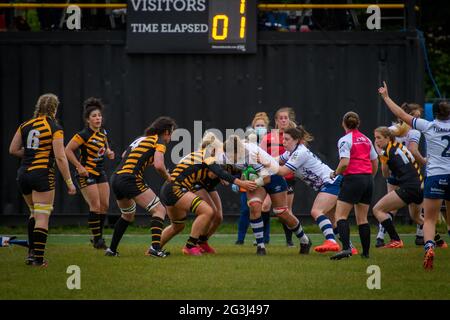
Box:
280, 144, 335, 191
412, 118, 450, 177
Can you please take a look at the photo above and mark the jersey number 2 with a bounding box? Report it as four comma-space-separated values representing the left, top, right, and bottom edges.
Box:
442, 136, 450, 157
26, 129, 40, 150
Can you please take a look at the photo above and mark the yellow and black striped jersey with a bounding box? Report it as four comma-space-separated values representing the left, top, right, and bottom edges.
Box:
170, 149, 236, 190
70, 127, 108, 176
115, 135, 166, 178
17, 116, 63, 171
379, 141, 423, 185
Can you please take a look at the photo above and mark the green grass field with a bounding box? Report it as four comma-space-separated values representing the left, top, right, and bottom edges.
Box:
1, 225, 450, 300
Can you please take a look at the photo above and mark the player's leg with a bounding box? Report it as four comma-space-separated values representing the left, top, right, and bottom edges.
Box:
133, 188, 167, 256
181, 192, 214, 255
193, 189, 219, 253
422, 198, 441, 269
21, 194, 34, 260
97, 179, 110, 247
408, 202, 424, 245
247, 187, 267, 255
372, 191, 405, 247
271, 191, 311, 254
282, 191, 294, 247
236, 192, 250, 244
355, 203, 371, 258
330, 200, 354, 260
160, 205, 186, 246
261, 194, 271, 244
30, 190, 55, 266
107, 197, 136, 256
311, 192, 340, 252
80, 183, 103, 248
376, 182, 398, 247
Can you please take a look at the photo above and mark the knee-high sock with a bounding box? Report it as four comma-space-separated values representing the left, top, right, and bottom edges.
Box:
289, 222, 309, 244
88, 211, 103, 242
336, 219, 350, 251
27, 217, 35, 253
250, 217, 265, 248
109, 217, 130, 253
358, 223, 371, 256
381, 218, 400, 241
282, 222, 293, 243
316, 215, 336, 243
261, 211, 271, 243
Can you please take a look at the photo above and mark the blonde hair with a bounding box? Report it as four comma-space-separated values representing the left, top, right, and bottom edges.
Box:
200, 131, 223, 158
33, 93, 59, 119
391, 121, 410, 137
275, 107, 296, 129
375, 126, 395, 142
251, 112, 270, 128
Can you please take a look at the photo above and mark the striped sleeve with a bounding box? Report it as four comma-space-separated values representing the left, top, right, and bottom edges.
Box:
412, 118, 431, 132
285, 150, 305, 172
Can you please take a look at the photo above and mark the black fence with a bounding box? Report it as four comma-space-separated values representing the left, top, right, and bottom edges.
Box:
0, 30, 424, 225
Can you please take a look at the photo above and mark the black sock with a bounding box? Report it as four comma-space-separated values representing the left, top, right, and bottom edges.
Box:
150, 216, 164, 250
337, 219, 350, 250
333, 227, 339, 238
282, 222, 293, 243
358, 223, 371, 256
27, 217, 35, 253
381, 218, 400, 241
262, 211, 270, 240
32, 228, 48, 263
88, 211, 102, 242
109, 217, 130, 253
186, 236, 199, 249
99, 214, 107, 231
198, 235, 208, 244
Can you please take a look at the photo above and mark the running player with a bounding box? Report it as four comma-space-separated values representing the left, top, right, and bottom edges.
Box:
261, 125, 342, 253
159, 134, 257, 256
65, 98, 115, 249
372, 126, 424, 248
224, 135, 311, 255
260, 107, 297, 246
375, 103, 426, 247
105, 116, 176, 258
9, 93, 76, 267
330, 112, 378, 260
379, 81, 450, 269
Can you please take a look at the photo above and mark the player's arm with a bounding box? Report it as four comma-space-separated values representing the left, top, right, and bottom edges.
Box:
154, 150, 170, 181
378, 81, 414, 126
371, 159, 379, 177
380, 161, 390, 178
331, 157, 349, 179
9, 129, 24, 158
407, 141, 427, 166
65, 137, 88, 177
53, 132, 76, 195
104, 134, 115, 160
208, 163, 257, 191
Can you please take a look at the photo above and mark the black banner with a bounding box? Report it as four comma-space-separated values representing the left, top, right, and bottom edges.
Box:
126, 0, 257, 53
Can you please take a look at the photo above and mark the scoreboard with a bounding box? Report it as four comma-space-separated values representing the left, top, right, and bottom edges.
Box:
126, 0, 257, 54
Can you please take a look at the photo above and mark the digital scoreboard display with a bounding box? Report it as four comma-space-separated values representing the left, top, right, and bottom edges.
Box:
126, 0, 257, 54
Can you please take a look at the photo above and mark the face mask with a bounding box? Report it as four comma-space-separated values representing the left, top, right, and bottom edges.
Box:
255, 127, 267, 137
